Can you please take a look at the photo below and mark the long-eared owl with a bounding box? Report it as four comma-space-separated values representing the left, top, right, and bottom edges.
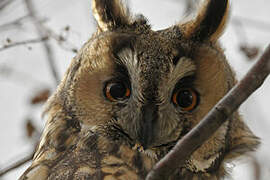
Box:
20, 0, 259, 179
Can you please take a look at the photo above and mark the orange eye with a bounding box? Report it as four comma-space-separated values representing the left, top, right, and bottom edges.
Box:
105, 82, 131, 101
172, 88, 198, 111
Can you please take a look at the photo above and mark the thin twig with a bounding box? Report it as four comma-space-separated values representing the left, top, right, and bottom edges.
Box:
44, 26, 78, 53
0, 0, 15, 11
0, 153, 34, 177
146, 44, 270, 180
24, 0, 60, 85
232, 18, 249, 45
0, 15, 48, 31
251, 156, 262, 180
233, 16, 270, 32
0, 15, 30, 31
0, 37, 48, 51
184, 0, 198, 15
180, 0, 270, 32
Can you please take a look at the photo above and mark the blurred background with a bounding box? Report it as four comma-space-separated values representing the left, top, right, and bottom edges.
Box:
0, 0, 269, 179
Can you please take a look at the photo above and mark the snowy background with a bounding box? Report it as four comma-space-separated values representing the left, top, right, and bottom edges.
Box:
0, 0, 270, 179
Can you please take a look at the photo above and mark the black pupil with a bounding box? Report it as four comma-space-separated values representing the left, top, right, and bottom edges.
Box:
110, 83, 127, 99
177, 90, 193, 108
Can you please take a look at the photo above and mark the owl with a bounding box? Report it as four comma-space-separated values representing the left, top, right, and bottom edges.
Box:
20, 0, 260, 179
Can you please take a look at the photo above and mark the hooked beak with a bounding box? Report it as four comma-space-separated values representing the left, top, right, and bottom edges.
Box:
138, 103, 158, 149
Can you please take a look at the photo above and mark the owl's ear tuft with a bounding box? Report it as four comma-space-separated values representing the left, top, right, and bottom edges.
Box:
92, 0, 131, 32
181, 0, 229, 42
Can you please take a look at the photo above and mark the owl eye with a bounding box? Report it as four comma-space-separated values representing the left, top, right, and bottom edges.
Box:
105, 82, 131, 101
172, 88, 199, 111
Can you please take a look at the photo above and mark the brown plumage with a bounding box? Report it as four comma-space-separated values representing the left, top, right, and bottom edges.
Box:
20, 0, 259, 179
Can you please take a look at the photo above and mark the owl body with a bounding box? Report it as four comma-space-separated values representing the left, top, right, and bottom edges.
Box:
20, 0, 259, 179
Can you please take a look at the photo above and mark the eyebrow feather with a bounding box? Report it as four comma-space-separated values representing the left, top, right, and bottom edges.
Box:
169, 57, 196, 86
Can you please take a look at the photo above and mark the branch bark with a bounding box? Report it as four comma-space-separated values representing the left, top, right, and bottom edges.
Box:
0, 153, 34, 177
146, 44, 270, 180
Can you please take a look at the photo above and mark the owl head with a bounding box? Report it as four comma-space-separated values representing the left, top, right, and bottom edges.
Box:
45, 0, 259, 175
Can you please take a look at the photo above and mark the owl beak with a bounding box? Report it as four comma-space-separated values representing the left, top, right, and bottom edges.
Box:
138, 103, 158, 149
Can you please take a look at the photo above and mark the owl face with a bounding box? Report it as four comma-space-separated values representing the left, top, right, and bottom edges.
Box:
64, 14, 231, 157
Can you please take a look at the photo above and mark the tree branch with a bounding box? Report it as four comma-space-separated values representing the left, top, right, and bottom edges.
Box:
0, 152, 34, 177
24, 0, 60, 85
146, 44, 270, 180
0, 37, 48, 51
